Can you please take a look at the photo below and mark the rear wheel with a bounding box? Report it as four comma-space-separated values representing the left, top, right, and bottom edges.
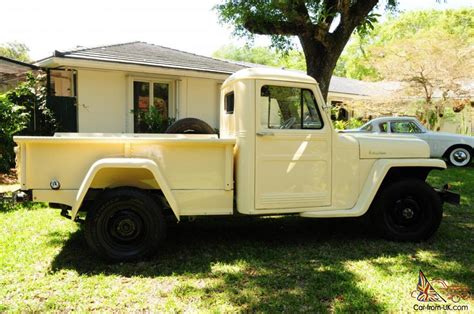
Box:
371, 179, 442, 241
85, 188, 166, 261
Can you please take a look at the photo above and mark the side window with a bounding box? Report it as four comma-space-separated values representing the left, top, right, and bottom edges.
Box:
391, 121, 422, 133
260, 85, 323, 129
224, 91, 234, 114
379, 122, 388, 132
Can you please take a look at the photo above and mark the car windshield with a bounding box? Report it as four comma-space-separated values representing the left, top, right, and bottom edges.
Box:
360, 122, 373, 131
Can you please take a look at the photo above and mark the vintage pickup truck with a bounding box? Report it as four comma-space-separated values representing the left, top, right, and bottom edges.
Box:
14, 68, 458, 261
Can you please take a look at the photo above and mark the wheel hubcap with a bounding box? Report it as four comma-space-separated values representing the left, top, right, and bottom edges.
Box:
392, 197, 422, 228
116, 219, 136, 237
402, 207, 414, 219
453, 150, 468, 163
109, 210, 143, 242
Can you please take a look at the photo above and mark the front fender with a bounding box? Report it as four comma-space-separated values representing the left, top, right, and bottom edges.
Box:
70, 158, 179, 221
301, 158, 446, 218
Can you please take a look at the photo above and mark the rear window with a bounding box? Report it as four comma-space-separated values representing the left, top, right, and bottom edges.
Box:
224, 92, 234, 114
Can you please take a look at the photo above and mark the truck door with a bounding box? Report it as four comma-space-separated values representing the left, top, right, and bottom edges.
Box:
255, 81, 331, 210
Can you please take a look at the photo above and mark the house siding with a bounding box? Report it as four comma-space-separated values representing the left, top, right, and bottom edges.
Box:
77, 69, 127, 133
74, 68, 223, 133
184, 77, 221, 128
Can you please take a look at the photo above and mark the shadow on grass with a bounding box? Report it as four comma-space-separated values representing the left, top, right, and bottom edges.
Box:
0, 201, 44, 213
51, 216, 388, 311
47, 169, 473, 311
49, 212, 473, 311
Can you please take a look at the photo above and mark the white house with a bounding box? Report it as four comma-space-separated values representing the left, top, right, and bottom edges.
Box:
36, 41, 372, 132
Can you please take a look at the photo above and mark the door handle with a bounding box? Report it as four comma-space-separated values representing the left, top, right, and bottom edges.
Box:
256, 131, 275, 136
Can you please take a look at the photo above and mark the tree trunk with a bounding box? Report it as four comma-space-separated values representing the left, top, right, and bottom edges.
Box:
299, 35, 347, 101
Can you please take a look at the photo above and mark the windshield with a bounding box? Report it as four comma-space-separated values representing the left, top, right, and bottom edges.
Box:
359, 122, 373, 131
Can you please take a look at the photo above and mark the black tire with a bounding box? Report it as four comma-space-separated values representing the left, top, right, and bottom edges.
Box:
445, 145, 472, 167
371, 179, 442, 241
85, 188, 166, 261
165, 118, 215, 134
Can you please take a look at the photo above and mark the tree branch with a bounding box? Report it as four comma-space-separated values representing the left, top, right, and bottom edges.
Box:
332, 0, 379, 45
243, 18, 301, 36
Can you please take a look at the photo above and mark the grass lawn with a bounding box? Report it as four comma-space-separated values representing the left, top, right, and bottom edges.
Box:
0, 168, 473, 312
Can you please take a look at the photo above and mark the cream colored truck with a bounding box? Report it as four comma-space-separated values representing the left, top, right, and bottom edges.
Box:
14, 68, 459, 261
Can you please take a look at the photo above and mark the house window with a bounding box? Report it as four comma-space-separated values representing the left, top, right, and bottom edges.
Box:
133, 80, 172, 133
50, 70, 74, 97
260, 85, 323, 130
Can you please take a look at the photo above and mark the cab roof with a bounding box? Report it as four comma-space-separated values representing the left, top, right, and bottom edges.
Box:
222, 67, 317, 88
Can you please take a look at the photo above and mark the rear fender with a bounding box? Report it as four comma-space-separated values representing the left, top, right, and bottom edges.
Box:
70, 158, 179, 220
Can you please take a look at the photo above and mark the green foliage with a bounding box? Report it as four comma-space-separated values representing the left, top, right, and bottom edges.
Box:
332, 118, 364, 130
9, 73, 57, 136
135, 106, 175, 133
215, 1, 398, 52
0, 42, 30, 62
0, 94, 28, 172
336, 8, 474, 81
213, 44, 306, 71
213, 44, 280, 66
0, 73, 56, 172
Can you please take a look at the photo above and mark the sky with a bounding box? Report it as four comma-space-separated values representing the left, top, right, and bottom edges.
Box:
1, 0, 472, 61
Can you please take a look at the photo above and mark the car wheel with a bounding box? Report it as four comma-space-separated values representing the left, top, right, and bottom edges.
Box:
85, 188, 166, 261
446, 146, 472, 167
371, 179, 442, 241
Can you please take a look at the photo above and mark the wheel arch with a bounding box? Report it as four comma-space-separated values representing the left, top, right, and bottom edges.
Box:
366, 163, 446, 218
442, 143, 473, 158
70, 158, 179, 221
378, 166, 437, 190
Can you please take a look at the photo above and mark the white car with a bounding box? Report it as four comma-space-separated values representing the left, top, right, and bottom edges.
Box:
343, 116, 474, 167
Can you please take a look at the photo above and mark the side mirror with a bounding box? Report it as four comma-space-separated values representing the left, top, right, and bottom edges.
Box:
322, 102, 331, 114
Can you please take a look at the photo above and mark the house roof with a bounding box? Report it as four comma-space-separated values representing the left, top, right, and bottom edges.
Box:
0, 56, 38, 88
38, 41, 382, 96
0, 56, 38, 74
45, 41, 246, 75
329, 76, 373, 96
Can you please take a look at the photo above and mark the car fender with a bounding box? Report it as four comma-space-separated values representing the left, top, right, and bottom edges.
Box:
301, 158, 446, 218
70, 157, 179, 221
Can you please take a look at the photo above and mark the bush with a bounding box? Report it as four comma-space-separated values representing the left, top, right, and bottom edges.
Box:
9, 72, 57, 136
135, 106, 175, 133
0, 94, 28, 172
0, 72, 56, 172
332, 118, 364, 130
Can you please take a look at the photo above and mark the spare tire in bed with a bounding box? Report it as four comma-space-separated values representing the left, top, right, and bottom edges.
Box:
165, 118, 215, 134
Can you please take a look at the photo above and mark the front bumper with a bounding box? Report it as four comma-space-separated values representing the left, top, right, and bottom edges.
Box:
435, 184, 460, 205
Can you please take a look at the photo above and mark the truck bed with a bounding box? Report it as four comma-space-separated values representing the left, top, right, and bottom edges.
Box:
14, 133, 236, 216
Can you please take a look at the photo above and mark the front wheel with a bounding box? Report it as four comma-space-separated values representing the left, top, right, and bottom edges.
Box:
85, 188, 166, 261
371, 179, 442, 241
446, 146, 472, 167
